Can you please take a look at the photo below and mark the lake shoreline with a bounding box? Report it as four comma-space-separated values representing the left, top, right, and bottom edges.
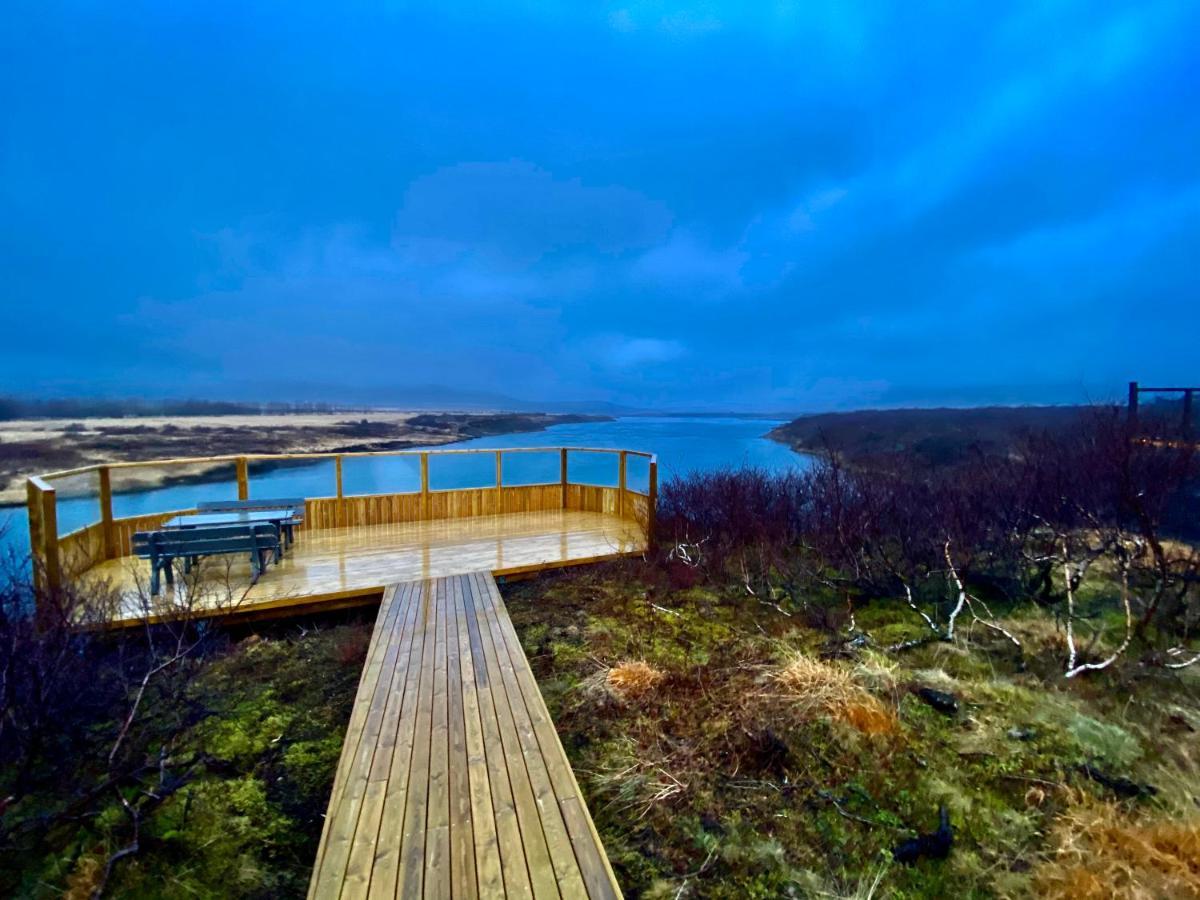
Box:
0, 411, 608, 506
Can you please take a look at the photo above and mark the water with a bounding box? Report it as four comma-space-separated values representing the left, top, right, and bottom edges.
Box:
0, 416, 806, 564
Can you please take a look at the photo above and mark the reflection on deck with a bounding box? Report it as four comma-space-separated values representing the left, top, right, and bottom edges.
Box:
81, 509, 645, 625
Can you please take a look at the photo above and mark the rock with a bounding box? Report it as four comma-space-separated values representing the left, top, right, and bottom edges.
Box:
893, 806, 954, 864
916, 687, 959, 715
1077, 763, 1157, 799
1007, 727, 1036, 741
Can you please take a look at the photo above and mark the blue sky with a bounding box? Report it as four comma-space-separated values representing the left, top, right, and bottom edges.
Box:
2, 1, 1198, 411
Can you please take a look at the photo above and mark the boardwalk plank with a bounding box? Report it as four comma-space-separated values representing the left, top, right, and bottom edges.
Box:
446, 575, 480, 899
310, 584, 410, 899
471, 573, 588, 899
452, 575, 504, 898
310, 573, 620, 899
369, 581, 431, 899
463, 576, 534, 900
395, 580, 438, 897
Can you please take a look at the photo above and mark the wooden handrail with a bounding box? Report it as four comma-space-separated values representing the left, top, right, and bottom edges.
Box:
33, 445, 658, 482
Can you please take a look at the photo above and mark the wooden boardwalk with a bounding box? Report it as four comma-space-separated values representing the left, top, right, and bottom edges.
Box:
309, 572, 621, 899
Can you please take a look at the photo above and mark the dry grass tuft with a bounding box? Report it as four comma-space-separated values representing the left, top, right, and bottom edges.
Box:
774, 655, 860, 710
1032, 802, 1200, 899
840, 699, 900, 736
606, 660, 665, 701
63, 853, 105, 900
773, 655, 898, 735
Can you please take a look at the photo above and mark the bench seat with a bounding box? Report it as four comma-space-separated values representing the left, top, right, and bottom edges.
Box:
132, 522, 282, 595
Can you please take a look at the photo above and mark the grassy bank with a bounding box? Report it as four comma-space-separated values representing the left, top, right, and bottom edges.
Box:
505, 562, 1200, 898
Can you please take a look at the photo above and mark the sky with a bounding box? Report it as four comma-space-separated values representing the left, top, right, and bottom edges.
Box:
2, 1, 1198, 412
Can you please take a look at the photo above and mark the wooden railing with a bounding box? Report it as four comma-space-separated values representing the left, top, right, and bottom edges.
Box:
26, 447, 657, 594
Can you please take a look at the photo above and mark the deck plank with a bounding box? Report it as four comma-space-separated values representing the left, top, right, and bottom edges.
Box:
84, 509, 644, 626
310, 573, 621, 899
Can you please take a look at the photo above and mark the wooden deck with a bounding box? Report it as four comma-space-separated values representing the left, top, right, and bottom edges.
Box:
80, 510, 644, 625
310, 572, 621, 899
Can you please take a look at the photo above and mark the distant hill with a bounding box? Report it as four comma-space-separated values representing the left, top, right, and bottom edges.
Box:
769, 405, 1099, 467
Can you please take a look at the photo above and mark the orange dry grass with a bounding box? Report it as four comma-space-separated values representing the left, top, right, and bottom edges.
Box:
840, 699, 900, 735
607, 660, 665, 701
63, 854, 104, 900
773, 655, 898, 735
1033, 802, 1200, 899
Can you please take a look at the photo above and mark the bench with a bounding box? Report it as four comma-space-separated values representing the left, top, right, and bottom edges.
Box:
132, 522, 282, 595
195, 498, 306, 546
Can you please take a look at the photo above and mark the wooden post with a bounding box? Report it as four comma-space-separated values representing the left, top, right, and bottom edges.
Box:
27, 477, 61, 596
98, 465, 116, 560
618, 450, 627, 519
236, 456, 249, 500
335, 455, 344, 528
495, 450, 503, 515
1128, 381, 1139, 428
560, 448, 569, 509
420, 452, 430, 520
647, 458, 658, 551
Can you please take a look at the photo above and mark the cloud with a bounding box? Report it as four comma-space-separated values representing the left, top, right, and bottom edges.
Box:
631, 231, 747, 293
392, 161, 673, 267
594, 336, 687, 369
2, 1, 1199, 410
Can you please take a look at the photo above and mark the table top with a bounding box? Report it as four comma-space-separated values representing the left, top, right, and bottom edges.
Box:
164, 509, 300, 529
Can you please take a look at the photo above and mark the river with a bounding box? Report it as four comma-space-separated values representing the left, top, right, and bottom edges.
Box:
0, 416, 807, 565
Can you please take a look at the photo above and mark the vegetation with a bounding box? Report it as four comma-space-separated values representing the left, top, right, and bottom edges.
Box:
0, 568, 369, 898
768, 400, 1192, 469
501, 408, 1200, 897
1, 405, 1196, 897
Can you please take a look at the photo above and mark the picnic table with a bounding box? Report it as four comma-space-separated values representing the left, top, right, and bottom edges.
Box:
164, 502, 305, 550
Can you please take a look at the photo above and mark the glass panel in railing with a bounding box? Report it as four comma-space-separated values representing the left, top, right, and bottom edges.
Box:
47, 470, 100, 536
248, 457, 336, 500
341, 453, 421, 496
429, 451, 495, 491
110, 461, 238, 519
626, 453, 651, 493
500, 450, 560, 486
567, 449, 619, 487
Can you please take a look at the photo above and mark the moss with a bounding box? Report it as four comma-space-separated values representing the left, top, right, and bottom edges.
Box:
502, 563, 1200, 898
1, 622, 365, 899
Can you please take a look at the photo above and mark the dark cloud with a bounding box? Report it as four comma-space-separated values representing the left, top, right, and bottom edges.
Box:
1, 1, 1197, 410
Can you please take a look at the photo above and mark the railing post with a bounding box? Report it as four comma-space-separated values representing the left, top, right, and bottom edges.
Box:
236, 456, 249, 500
560, 448, 568, 509
618, 450, 627, 519
647, 458, 658, 551
27, 477, 61, 596
335, 455, 345, 528
495, 450, 503, 515
420, 452, 430, 520
98, 465, 116, 560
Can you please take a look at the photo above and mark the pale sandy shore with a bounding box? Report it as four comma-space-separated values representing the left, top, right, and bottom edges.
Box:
0, 411, 598, 505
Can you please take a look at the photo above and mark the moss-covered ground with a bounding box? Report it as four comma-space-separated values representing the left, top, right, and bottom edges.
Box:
0, 618, 371, 899
3, 559, 1197, 898
503, 561, 1200, 898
